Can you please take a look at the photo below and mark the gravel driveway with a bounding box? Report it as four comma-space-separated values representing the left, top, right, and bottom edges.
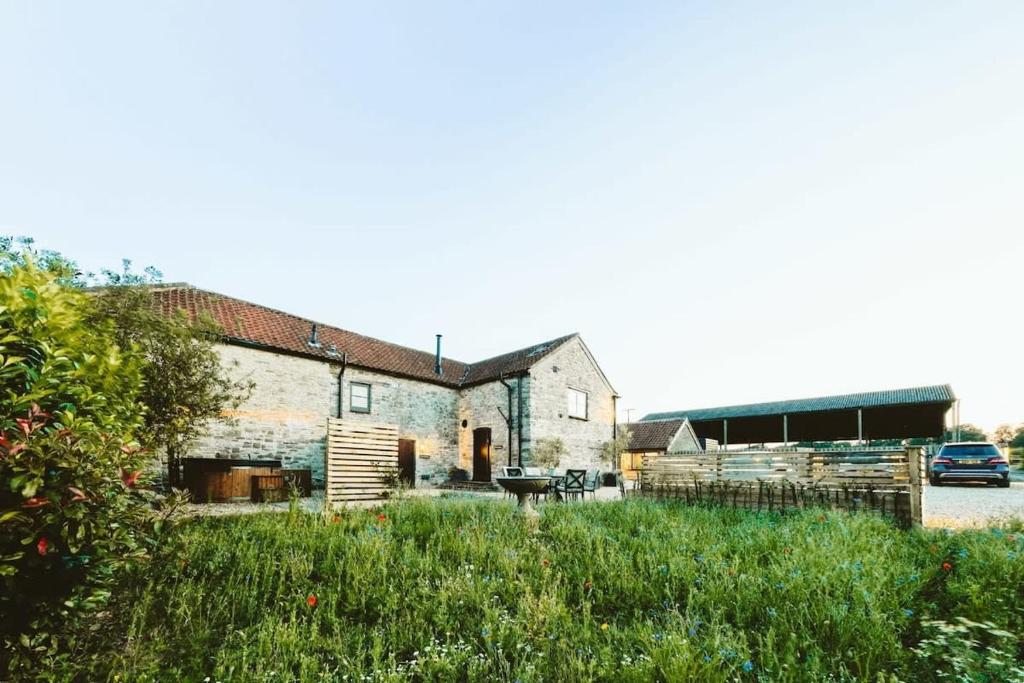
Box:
924, 475, 1024, 528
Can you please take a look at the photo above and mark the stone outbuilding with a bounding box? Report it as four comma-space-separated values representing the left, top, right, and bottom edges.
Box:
619, 418, 702, 480
151, 285, 618, 487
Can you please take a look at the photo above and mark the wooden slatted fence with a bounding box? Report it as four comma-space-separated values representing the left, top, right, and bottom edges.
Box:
325, 419, 399, 504
638, 447, 923, 526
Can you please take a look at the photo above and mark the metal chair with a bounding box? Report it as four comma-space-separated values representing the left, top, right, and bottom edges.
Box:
616, 471, 632, 499
583, 469, 601, 499
558, 469, 586, 501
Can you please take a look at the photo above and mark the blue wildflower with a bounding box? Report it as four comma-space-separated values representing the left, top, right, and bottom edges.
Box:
958, 549, 968, 559
853, 560, 863, 571
694, 554, 705, 563
775, 582, 784, 589
902, 608, 914, 617
653, 632, 664, 641
688, 626, 697, 637
742, 660, 754, 672
767, 607, 778, 618
659, 565, 669, 575
703, 655, 712, 663
481, 627, 490, 638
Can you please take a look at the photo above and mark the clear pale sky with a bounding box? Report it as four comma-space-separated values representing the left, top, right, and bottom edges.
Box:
2, 2, 1022, 431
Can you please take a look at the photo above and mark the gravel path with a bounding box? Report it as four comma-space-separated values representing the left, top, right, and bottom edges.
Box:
923, 477, 1024, 528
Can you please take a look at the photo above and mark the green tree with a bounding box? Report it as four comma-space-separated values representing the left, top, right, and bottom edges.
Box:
1010, 425, 1024, 449
600, 427, 633, 470
530, 437, 566, 470
946, 423, 987, 442
3, 238, 254, 489
0, 258, 167, 674
87, 263, 253, 488
990, 424, 1015, 446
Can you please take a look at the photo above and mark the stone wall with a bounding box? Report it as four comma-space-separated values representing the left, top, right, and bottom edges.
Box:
525, 337, 616, 472
668, 419, 702, 452
340, 368, 459, 485
457, 377, 527, 478
189, 344, 460, 487
189, 344, 337, 485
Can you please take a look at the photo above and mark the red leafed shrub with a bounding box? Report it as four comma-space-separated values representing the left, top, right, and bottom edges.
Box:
0, 258, 169, 675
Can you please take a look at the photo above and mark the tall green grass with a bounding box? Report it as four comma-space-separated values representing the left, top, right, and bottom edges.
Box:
69, 498, 1024, 682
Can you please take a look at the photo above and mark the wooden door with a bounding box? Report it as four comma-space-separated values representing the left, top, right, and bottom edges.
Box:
472, 427, 492, 482
398, 438, 416, 488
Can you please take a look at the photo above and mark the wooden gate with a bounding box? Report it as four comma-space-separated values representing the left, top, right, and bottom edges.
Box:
326, 418, 399, 503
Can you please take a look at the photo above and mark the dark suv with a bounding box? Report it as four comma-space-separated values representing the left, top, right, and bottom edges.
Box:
929, 442, 1010, 488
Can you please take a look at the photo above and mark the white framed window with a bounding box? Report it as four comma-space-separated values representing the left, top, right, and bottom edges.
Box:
567, 387, 588, 420
350, 382, 371, 413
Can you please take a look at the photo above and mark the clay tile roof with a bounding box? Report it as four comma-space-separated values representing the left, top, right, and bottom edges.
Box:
624, 420, 685, 451
148, 285, 575, 387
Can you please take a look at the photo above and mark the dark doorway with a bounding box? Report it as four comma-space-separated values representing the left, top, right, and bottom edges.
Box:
398, 438, 416, 488
472, 427, 492, 482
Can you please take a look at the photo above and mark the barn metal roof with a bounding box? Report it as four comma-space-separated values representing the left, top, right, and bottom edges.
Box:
642, 384, 956, 422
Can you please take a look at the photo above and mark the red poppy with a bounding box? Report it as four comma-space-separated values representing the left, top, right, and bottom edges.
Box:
68, 486, 87, 502
22, 496, 49, 509
542, 559, 550, 567
121, 470, 142, 487
37, 537, 49, 556
942, 562, 953, 572
376, 514, 387, 522
306, 594, 318, 608
16, 418, 33, 436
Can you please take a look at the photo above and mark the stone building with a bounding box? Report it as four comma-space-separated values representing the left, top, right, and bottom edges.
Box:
152, 285, 618, 486
619, 418, 702, 480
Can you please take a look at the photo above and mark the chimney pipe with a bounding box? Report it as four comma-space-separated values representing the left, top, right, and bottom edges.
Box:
434, 334, 442, 375
309, 323, 319, 346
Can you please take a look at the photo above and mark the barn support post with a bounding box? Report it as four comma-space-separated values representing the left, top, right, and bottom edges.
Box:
857, 409, 863, 444
723, 419, 728, 450
782, 414, 789, 446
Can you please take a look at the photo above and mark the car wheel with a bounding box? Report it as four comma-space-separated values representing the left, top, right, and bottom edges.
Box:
929, 477, 941, 487
997, 478, 1011, 488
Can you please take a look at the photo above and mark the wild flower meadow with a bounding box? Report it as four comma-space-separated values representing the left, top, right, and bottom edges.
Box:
65, 498, 1024, 682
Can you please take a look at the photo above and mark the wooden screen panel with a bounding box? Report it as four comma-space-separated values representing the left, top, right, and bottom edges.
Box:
326, 419, 399, 503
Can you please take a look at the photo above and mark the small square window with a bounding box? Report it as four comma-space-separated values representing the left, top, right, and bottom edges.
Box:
567, 387, 588, 420
350, 382, 371, 413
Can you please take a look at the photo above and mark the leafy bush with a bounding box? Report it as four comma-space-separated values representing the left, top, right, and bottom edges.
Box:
0, 260, 165, 674
530, 437, 566, 470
